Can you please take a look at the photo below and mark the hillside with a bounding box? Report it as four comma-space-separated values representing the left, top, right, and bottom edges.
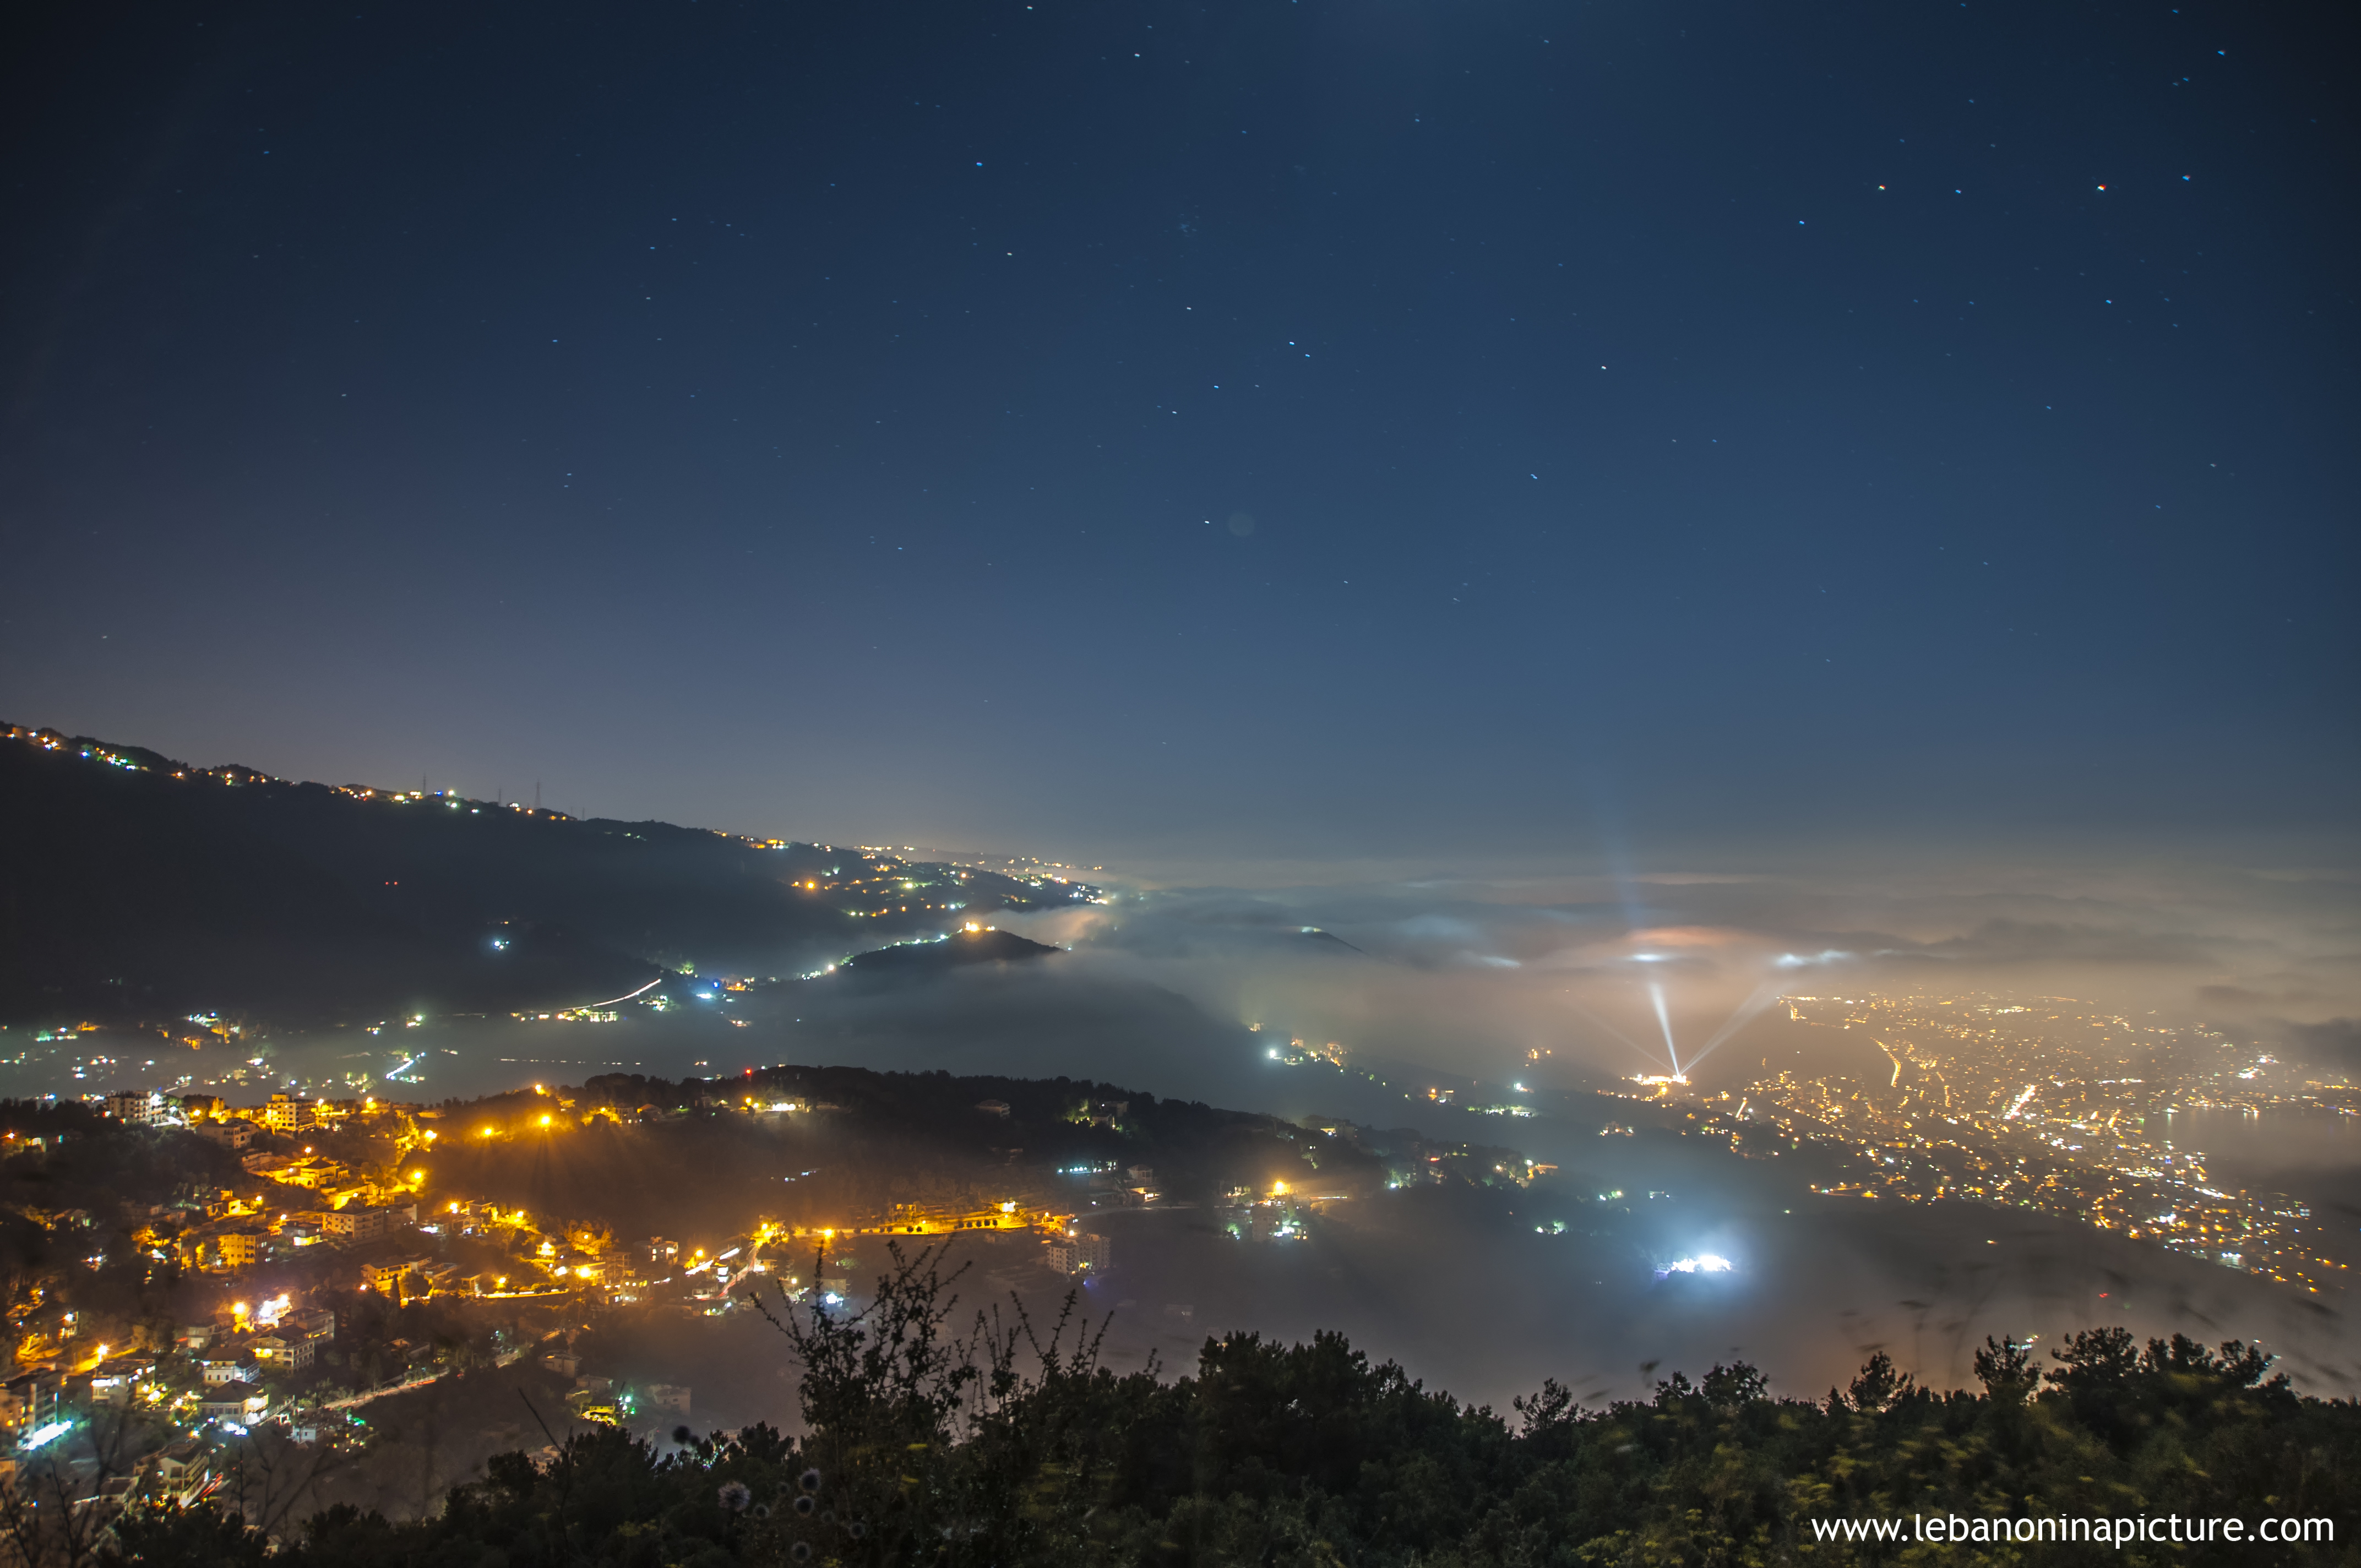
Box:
0, 725, 1096, 1027
0, 1060, 1541, 1382
836, 927, 1060, 978
17, 1077, 2355, 1565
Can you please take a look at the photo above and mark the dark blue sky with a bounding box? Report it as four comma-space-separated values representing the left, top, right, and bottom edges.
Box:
3, 0, 2352, 863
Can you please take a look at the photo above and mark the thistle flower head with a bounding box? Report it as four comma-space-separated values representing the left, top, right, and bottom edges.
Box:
799, 1467, 823, 1493
719, 1480, 752, 1513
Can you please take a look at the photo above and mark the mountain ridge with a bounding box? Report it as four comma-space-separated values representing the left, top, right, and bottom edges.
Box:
0, 723, 1096, 1028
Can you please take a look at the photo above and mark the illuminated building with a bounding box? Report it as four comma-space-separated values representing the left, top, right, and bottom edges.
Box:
323, 1205, 408, 1245
214, 1230, 265, 1270
200, 1355, 260, 1387
194, 1118, 258, 1150
259, 1093, 317, 1133
104, 1090, 168, 1126
252, 1335, 314, 1371
1047, 1232, 1111, 1275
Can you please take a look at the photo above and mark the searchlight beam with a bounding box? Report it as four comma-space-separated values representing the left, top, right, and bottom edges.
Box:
1648, 981, 1681, 1077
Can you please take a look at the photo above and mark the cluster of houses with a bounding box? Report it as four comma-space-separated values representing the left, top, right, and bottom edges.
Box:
169, 1305, 341, 1427
95, 1090, 443, 1277
543, 1352, 693, 1427
0, 1303, 341, 1464
178, 1144, 424, 1275
104, 1087, 389, 1139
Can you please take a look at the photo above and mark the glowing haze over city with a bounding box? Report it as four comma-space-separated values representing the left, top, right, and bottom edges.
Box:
0, 0, 2353, 1551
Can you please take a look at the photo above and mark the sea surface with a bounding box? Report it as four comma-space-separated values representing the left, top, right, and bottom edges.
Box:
2158, 1106, 2361, 1205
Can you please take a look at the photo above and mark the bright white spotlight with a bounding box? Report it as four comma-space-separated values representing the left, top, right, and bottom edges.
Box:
1656, 1254, 1734, 1277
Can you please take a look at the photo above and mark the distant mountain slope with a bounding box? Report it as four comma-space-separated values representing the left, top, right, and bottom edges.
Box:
837, 926, 1060, 978
0, 725, 1096, 1026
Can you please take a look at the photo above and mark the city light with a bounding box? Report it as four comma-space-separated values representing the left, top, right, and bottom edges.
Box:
1657, 1255, 1734, 1277
1713, 995, 2338, 1289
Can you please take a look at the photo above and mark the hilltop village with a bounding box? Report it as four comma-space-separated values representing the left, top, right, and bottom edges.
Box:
0, 1064, 1541, 1512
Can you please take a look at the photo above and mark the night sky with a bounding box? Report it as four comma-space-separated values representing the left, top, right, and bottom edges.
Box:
3, 1, 2353, 867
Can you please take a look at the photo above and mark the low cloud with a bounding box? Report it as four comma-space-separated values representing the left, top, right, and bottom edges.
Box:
2281, 1017, 2361, 1072
1889, 918, 2219, 968
967, 847, 2361, 1099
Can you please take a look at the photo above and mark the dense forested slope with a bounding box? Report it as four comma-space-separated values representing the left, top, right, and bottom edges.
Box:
112, 1249, 2360, 1567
